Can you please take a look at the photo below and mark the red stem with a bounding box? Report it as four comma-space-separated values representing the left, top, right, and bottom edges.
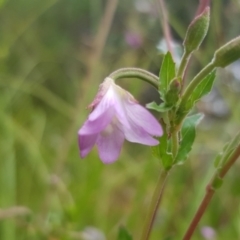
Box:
183, 185, 214, 240
183, 144, 240, 240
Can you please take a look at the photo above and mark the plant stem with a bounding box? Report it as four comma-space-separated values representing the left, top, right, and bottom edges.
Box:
140, 170, 170, 240
182, 185, 214, 240
176, 50, 191, 95
109, 68, 159, 89
176, 62, 215, 124
179, 62, 215, 107
177, 50, 191, 80
171, 130, 179, 158
182, 144, 240, 240
156, 0, 173, 55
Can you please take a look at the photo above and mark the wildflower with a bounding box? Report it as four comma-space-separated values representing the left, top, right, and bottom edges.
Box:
78, 78, 163, 163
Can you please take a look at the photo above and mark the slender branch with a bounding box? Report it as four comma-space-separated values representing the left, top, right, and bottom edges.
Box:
182, 185, 215, 240
182, 144, 240, 240
109, 68, 159, 89
177, 50, 191, 87
177, 50, 190, 77
156, 0, 173, 55
180, 62, 215, 107
171, 130, 179, 158
140, 170, 170, 240
176, 62, 215, 123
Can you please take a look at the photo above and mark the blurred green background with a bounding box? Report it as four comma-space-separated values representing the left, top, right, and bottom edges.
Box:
1, 0, 240, 239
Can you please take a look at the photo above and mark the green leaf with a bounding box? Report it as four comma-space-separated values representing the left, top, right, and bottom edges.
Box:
117, 226, 133, 240
175, 113, 204, 164
152, 132, 173, 170
185, 70, 216, 111
159, 52, 176, 95
146, 102, 173, 112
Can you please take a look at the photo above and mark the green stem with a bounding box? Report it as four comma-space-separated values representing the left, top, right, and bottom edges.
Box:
171, 130, 179, 158
109, 68, 159, 89
182, 143, 240, 240
179, 62, 215, 108
140, 170, 170, 240
177, 50, 191, 80
177, 62, 215, 123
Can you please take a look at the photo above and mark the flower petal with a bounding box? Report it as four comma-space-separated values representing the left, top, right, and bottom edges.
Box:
79, 106, 115, 135
114, 94, 162, 146
123, 123, 159, 146
96, 122, 124, 164
123, 96, 163, 136
78, 133, 98, 158
89, 86, 116, 121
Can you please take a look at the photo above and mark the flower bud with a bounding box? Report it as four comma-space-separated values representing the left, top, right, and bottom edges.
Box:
183, 7, 210, 54
165, 78, 181, 106
212, 36, 240, 67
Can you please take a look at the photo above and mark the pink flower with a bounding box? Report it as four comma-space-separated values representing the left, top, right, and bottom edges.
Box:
78, 78, 163, 163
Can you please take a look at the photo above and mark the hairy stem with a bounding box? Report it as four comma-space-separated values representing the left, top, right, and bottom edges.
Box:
177, 50, 191, 87
109, 68, 159, 89
183, 144, 240, 240
176, 62, 215, 124
140, 170, 170, 240
171, 130, 179, 158
180, 62, 215, 106
177, 51, 190, 77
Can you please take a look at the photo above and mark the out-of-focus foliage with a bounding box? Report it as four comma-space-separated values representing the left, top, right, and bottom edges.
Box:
0, 0, 240, 239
